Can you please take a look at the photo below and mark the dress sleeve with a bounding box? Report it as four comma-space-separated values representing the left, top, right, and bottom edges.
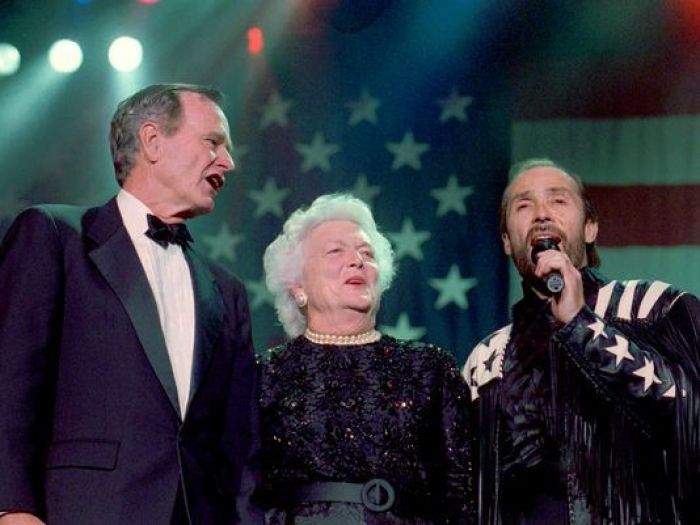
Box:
436, 353, 477, 525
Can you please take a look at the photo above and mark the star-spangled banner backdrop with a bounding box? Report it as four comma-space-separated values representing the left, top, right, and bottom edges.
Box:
0, 0, 512, 365
4, 1, 699, 365
210, 4, 511, 360
507, 2, 700, 305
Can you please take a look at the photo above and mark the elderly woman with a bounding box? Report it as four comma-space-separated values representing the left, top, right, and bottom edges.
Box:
257, 194, 475, 524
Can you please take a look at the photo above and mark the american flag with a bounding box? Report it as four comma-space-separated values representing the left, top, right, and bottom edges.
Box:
198, 4, 511, 360
6, 1, 696, 364
0, 1, 510, 365
508, 1, 700, 305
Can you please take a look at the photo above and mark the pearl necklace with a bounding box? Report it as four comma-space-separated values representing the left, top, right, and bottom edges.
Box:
304, 328, 381, 346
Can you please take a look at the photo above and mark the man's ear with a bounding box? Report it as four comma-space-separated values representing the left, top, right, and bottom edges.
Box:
502, 232, 512, 256
584, 220, 599, 244
139, 122, 160, 163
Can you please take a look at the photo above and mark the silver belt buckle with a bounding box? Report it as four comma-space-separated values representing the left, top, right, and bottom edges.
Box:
360, 478, 395, 512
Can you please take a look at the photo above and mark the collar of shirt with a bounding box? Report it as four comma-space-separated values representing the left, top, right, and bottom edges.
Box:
117, 189, 158, 247
115, 189, 195, 417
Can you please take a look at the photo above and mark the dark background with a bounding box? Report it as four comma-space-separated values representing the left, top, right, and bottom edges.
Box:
1, 0, 699, 360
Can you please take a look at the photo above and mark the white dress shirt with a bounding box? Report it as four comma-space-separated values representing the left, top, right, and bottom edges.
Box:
117, 190, 195, 417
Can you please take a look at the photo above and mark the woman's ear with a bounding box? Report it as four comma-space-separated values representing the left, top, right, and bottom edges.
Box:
289, 285, 307, 308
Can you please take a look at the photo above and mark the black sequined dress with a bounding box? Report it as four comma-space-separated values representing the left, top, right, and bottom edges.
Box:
257, 335, 475, 525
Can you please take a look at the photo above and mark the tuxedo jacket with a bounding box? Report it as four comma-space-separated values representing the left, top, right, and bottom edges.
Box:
0, 199, 260, 524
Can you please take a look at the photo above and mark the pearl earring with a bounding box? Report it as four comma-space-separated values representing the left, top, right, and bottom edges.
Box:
295, 292, 308, 308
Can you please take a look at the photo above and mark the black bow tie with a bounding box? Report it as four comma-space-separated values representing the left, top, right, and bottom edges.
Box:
145, 214, 193, 249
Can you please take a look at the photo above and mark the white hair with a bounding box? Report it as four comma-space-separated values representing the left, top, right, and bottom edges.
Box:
263, 193, 396, 338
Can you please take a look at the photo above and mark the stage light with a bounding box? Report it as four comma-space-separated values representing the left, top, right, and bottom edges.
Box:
138, 0, 160, 4
48, 39, 83, 73
108, 37, 143, 72
247, 27, 264, 55
0, 43, 21, 76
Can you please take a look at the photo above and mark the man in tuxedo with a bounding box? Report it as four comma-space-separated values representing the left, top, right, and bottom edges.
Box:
0, 83, 260, 524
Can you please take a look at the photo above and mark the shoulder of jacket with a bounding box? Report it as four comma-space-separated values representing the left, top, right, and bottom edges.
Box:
462, 324, 512, 399
592, 278, 683, 322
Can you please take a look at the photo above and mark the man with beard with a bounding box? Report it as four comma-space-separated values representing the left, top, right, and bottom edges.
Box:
463, 158, 700, 525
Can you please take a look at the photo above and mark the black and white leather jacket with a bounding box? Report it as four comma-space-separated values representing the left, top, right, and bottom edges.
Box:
463, 268, 700, 525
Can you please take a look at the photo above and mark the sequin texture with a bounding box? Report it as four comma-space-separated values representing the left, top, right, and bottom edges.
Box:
258, 335, 476, 524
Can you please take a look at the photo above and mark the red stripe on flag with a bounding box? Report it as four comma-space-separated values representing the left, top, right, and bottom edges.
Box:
512, 54, 700, 120
589, 185, 700, 246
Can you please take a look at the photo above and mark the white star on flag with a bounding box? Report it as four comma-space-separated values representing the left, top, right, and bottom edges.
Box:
348, 174, 381, 206
386, 131, 430, 171
603, 334, 634, 367
430, 175, 474, 216
587, 319, 607, 341
245, 275, 275, 310
632, 356, 662, 392
201, 223, 244, 263
429, 264, 478, 309
387, 217, 431, 261
346, 88, 380, 126
295, 132, 340, 173
380, 312, 426, 341
248, 178, 290, 218
260, 91, 293, 129
438, 87, 473, 123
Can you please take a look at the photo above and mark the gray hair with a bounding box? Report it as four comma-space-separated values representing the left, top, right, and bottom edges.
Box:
109, 83, 224, 185
264, 193, 396, 337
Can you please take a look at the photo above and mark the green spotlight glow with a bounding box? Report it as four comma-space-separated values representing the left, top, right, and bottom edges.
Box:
0, 43, 21, 75
108, 37, 143, 72
48, 39, 83, 73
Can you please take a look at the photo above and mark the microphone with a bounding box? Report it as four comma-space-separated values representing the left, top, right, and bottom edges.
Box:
530, 237, 565, 294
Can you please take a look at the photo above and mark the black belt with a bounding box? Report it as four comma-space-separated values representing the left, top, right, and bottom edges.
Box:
283, 479, 396, 512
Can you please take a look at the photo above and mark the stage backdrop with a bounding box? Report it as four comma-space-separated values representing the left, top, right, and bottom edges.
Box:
510, 32, 700, 304
0, 0, 511, 363
2, 1, 699, 362
215, 3, 511, 361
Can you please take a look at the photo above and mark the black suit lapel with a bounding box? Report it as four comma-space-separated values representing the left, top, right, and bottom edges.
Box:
86, 199, 181, 418
186, 249, 224, 404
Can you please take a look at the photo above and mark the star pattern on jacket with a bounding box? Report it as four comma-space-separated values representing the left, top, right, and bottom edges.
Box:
603, 334, 634, 368
632, 355, 662, 392
662, 384, 677, 399
587, 319, 607, 341
483, 350, 498, 372
464, 325, 511, 399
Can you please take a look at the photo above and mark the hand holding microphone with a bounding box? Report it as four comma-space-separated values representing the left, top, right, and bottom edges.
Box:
531, 237, 565, 294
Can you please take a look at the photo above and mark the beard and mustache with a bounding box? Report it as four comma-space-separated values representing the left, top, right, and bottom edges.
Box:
510, 222, 588, 291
